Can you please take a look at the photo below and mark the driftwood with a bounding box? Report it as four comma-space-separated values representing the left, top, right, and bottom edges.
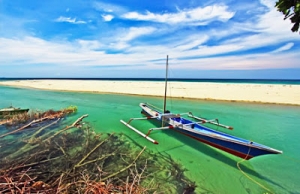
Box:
0, 120, 10, 126
4, 114, 88, 161
43, 114, 88, 142
0, 116, 51, 138
101, 146, 146, 181
0, 110, 81, 139
0, 108, 197, 193
30, 118, 61, 141
0, 106, 78, 138
10, 156, 61, 172
74, 132, 114, 169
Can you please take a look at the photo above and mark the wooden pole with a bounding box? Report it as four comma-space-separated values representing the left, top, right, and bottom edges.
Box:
163, 55, 168, 114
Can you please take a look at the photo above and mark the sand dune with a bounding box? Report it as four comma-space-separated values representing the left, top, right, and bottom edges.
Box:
0, 80, 299, 105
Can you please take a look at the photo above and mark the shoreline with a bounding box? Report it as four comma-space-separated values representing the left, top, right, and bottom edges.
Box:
0, 79, 300, 106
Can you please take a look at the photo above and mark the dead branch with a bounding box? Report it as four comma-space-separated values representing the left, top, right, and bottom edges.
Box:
0, 119, 11, 126
75, 153, 114, 168
55, 141, 68, 157
30, 118, 61, 140
101, 146, 146, 181
4, 115, 88, 161
0, 109, 197, 193
10, 156, 61, 172
0, 116, 51, 138
43, 114, 88, 142
74, 132, 114, 169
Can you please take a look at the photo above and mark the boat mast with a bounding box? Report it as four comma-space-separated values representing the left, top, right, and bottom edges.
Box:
163, 55, 168, 113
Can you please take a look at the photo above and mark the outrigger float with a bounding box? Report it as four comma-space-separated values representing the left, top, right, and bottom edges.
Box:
120, 56, 282, 160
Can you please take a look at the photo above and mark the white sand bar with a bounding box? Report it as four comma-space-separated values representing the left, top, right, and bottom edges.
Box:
0, 80, 300, 105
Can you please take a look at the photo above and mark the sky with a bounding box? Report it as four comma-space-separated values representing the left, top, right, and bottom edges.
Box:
0, 0, 300, 79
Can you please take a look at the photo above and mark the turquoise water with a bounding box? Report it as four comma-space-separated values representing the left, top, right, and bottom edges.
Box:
1, 85, 299, 194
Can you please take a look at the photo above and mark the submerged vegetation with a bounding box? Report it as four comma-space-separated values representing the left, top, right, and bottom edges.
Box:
0, 107, 196, 193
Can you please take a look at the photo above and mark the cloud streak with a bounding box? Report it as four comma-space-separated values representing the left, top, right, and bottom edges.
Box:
55, 16, 86, 24
121, 27, 156, 41
122, 4, 234, 25
271, 42, 294, 53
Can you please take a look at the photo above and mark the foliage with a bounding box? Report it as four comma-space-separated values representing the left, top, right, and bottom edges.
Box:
64, 105, 78, 113
275, 0, 300, 33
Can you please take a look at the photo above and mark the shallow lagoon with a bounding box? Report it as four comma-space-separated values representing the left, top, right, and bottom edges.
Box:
1, 85, 299, 194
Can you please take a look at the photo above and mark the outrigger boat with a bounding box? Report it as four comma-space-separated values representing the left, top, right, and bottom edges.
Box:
120, 56, 282, 160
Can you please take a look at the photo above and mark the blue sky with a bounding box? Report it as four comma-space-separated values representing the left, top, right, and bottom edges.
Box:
0, 0, 300, 79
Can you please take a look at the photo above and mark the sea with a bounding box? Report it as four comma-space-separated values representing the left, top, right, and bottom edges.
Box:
1, 77, 300, 85
0, 78, 300, 194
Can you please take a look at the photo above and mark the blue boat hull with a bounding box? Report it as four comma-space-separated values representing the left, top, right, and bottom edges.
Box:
140, 103, 282, 160
171, 125, 273, 160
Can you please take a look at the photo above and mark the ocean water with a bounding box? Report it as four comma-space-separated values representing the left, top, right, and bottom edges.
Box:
0, 85, 299, 194
1, 78, 300, 85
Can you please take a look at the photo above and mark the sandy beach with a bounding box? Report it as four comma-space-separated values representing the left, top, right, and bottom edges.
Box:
0, 80, 299, 105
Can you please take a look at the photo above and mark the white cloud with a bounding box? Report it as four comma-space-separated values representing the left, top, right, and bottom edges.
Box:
93, 2, 126, 13
271, 42, 294, 53
102, 14, 114, 22
174, 35, 209, 51
121, 27, 156, 41
109, 42, 129, 50
0, 35, 299, 72
55, 16, 86, 24
104, 27, 157, 50
76, 40, 102, 51
176, 52, 300, 70
122, 4, 234, 25
204, 0, 300, 57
